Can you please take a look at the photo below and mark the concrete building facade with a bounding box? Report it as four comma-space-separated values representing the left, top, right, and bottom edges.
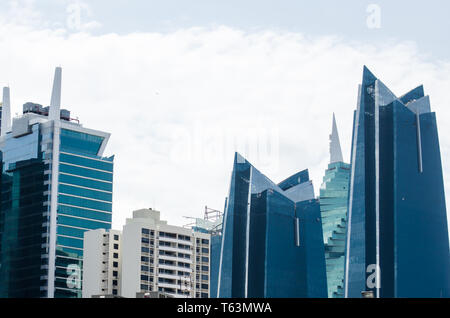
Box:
82, 229, 122, 298
83, 208, 211, 298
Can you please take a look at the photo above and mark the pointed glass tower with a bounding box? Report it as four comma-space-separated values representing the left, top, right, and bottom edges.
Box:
216, 153, 327, 298
319, 115, 350, 298
0, 68, 114, 298
344, 67, 449, 298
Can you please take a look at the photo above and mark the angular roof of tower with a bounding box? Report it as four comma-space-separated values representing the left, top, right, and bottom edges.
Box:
330, 113, 344, 164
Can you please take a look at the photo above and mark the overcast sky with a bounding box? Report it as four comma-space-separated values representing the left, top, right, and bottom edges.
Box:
0, 0, 449, 231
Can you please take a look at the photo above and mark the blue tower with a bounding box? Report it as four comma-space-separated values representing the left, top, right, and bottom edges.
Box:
0, 68, 114, 298
344, 67, 449, 298
216, 153, 327, 298
320, 114, 350, 298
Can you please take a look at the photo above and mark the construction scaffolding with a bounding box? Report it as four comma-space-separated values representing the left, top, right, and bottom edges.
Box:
183, 206, 223, 235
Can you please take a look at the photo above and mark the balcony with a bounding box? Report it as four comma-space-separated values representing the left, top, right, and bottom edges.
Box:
158, 245, 192, 255
158, 263, 192, 273
158, 236, 192, 246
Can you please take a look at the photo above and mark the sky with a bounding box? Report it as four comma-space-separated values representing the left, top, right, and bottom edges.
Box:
0, 0, 449, 230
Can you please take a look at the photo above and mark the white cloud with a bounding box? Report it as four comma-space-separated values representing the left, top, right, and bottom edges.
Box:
0, 22, 449, 231
3, 0, 42, 26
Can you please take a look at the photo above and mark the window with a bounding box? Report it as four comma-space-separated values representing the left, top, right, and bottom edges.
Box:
141, 275, 149, 281
113, 253, 119, 259
113, 271, 118, 277
158, 277, 175, 284
159, 268, 174, 275
202, 256, 209, 263
201, 274, 208, 281
112, 289, 118, 295
113, 261, 118, 268
159, 232, 176, 239
201, 284, 208, 290
179, 235, 191, 241
141, 247, 149, 253
142, 228, 150, 234
202, 248, 209, 254
201, 266, 209, 271
113, 280, 118, 286
178, 262, 190, 268
201, 239, 209, 245
178, 243, 190, 250
114, 234, 119, 240
114, 244, 119, 249
159, 259, 175, 266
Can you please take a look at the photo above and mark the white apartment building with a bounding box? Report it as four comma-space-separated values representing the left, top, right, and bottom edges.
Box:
82, 208, 211, 298
82, 229, 122, 298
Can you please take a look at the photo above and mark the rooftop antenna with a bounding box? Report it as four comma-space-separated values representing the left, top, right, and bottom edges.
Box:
1, 86, 12, 136
49, 67, 62, 121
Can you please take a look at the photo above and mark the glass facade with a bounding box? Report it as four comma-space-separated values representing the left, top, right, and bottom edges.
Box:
216, 153, 327, 298
0, 114, 113, 298
0, 124, 48, 297
0, 103, 2, 136
319, 161, 350, 298
344, 67, 450, 298
209, 234, 221, 298
55, 130, 113, 298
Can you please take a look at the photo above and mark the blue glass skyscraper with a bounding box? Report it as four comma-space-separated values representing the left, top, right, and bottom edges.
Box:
0, 68, 114, 298
216, 153, 327, 298
344, 66, 449, 298
320, 114, 350, 298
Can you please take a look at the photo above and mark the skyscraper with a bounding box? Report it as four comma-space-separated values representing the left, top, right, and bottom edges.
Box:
0, 68, 114, 298
319, 114, 350, 298
344, 66, 450, 298
216, 153, 327, 298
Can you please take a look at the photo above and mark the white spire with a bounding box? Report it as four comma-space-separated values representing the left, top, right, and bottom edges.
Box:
49, 67, 62, 121
1, 87, 12, 136
330, 113, 344, 164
